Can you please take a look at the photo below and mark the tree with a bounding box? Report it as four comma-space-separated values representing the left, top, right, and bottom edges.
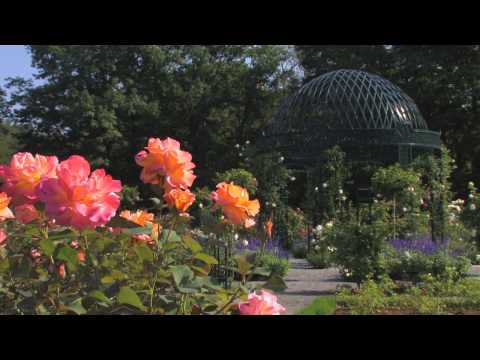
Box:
0, 86, 20, 163
8, 46, 300, 193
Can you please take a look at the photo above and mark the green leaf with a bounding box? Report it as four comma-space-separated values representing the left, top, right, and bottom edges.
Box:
39, 238, 56, 257
101, 275, 115, 285
123, 227, 150, 236
195, 252, 218, 265
191, 265, 210, 276
235, 255, 252, 276
134, 244, 154, 263
252, 267, 271, 277
170, 265, 194, 287
88, 290, 112, 305
56, 246, 79, 271
161, 230, 180, 243
48, 228, 78, 241
0, 258, 9, 274
263, 274, 287, 292
183, 235, 202, 253
118, 287, 147, 311
64, 298, 87, 315
296, 296, 337, 315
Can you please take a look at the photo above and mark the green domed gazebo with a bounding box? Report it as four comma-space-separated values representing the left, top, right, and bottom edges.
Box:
259, 69, 442, 169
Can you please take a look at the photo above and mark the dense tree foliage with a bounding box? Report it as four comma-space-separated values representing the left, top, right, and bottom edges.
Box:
7, 45, 300, 192
295, 45, 480, 194
0, 86, 20, 163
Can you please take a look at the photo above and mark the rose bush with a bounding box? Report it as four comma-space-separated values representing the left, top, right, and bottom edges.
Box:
0, 138, 285, 315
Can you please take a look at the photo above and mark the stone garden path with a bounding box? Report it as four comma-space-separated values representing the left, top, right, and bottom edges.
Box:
275, 258, 357, 315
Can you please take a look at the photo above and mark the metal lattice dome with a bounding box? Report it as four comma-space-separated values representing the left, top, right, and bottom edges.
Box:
260, 69, 442, 168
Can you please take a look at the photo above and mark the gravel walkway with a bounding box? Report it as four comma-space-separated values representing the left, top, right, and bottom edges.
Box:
275, 258, 357, 315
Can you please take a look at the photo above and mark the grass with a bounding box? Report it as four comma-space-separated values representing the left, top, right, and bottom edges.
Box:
296, 296, 336, 315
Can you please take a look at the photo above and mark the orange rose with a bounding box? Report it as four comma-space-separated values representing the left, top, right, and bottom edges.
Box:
0, 192, 14, 221
211, 182, 260, 228
135, 137, 196, 189
58, 263, 66, 279
77, 250, 86, 263
120, 209, 154, 227
163, 188, 195, 213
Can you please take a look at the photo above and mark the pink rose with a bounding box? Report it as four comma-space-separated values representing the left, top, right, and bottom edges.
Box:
36, 155, 122, 230
0, 229, 7, 246
238, 289, 286, 315
15, 204, 39, 224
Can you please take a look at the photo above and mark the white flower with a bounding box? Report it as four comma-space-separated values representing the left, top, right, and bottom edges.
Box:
235, 144, 240, 149
469, 181, 475, 188
470, 204, 477, 211
373, 199, 378, 204
325, 221, 334, 228
266, 201, 269, 206
404, 251, 412, 259
245, 140, 250, 145
341, 196, 347, 201
322, 183, 328, 188
272, 202, 277, 208
314, 186, 319, 192
338, 189, 343, 195
234, 233, 239, 240
279, 156, 284, 163
376, 193, 382, 198
402, 207, 408, 213
290, 177, 296, 181
239, 152, 243, 157
198, 203, 204, 209
315, 225, 323, 232
314, 245, 320, 251
327, 246, 336, 253
242, 239, 249, 247
469, 194, 475, 199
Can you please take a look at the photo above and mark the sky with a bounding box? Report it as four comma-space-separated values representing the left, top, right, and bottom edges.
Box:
0, 45, 37, 88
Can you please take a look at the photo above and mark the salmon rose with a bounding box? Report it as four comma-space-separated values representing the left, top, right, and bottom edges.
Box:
36, 155, 122, 230
120, 210, 154, 227
163, 188, 195, 213
0, 152, 58, 206
135, 137, 196, 189
238, 290, 286, 315
211, 182, 260, 228
0, 192, 14, 221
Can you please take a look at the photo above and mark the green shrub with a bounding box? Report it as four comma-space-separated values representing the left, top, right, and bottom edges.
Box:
258, 253, 290, 278
327, 219, 389, 283
384, 248, 471, 283
292, 245, 307, 259
306, 252, 332, 269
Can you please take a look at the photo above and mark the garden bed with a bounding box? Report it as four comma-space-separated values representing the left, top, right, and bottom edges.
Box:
333, 306, 480, 315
